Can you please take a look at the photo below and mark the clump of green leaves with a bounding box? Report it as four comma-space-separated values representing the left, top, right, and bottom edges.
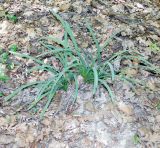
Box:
0, 45, 18, 70
0, 63, 9, 82
149, 43, 160, 53
4, 12, 160, 119
6, 13, 18, 23
156, 102, 160, 110
0, 44, 18, 82
0, 48, 9, 82
1, 52, 9, 63
9, 44, 18, 52
0, 74, 9, 82
133, 134, 141, 145
0, 92, 4, 97
0, 9, 18, 23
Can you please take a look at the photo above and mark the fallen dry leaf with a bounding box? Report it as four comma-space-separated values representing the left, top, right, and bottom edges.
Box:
0, 117, 6, 126
0, 134, 15, 145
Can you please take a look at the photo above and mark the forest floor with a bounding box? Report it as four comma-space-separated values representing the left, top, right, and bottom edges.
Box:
0, 0, 160, 147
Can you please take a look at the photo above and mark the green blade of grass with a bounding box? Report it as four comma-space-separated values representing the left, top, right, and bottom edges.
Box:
29, 91, 50, 111
36, 49, 71, 58
40, 87, 57, 119
65, 22, 86, 65
50, 11, 66, 28
40, 73, 66, 119
140, 65, 160, 74
50, 11, 79, 50
5, 80, 44, 101
9, 51, 58, 73
43, 35, 67, 47
92, 66, 98, 95
98, 70, 112, 79
101, 30, 120, 49
72, 74, 79, 104
40, 62, 79, 118
55, 53, 65, 67
27, 66, 57, 74
108, 50, 128, 62
50, 11, 86, 66
121, 55, 160, 74
103, 61, 115, 81
28, 80, 53, 110
40, 42, 58, 50
99, 79, 115, 101
118, 76, 137, 92
64, 31, 69, 49
119, 75, 144, 86
86, 21, 102, 64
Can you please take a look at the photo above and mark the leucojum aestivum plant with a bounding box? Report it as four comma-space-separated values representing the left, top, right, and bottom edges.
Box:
5, 11, 160, 119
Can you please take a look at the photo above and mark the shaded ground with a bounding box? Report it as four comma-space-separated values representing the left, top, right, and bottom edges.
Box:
0, 0, 160, 147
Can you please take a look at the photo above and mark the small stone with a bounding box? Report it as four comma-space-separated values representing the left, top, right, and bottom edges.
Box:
0, 6, 3, 11
146, 80, 156, 91
81, 42, 89, 48
111, 4, 125, 13
77, 75, 83, 86
0, 21, 11, 34
51, 7, 59, 13
81, 91, 93, 100
86, 0, 92, 4
125, 68, 138, 77
40, 17, 49, 27
64, 119, 79, 131
55, 0, 71, 12
97, 121, 107, 132
60, 4, 71, 12
135, 3, 144, 9
84, 101, 95, 112
138, 127, 150, 138
148, 116, 155, 123
122, 40, 134, 50
118, 102, 133, 115
148, 93, 155, 100
72, 1, 83, 14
